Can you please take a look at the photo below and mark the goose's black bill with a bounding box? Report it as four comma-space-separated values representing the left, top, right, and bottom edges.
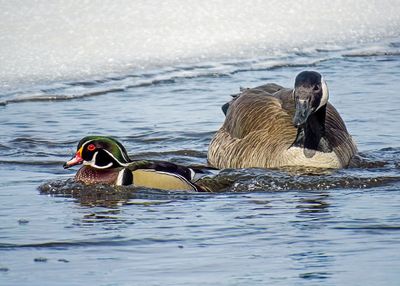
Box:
293, 99, 312, 127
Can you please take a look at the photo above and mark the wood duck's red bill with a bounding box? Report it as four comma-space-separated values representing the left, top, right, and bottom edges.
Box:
63, 150, 84, 169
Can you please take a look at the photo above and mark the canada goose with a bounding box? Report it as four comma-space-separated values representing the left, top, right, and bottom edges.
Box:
208, 71, 357, 169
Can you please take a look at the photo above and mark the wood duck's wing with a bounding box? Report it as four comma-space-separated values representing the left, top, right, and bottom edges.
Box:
128, 160, 193, 181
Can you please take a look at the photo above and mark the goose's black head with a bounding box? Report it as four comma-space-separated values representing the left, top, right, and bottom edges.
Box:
293, 71, 329, 127
63, 136, 131, 169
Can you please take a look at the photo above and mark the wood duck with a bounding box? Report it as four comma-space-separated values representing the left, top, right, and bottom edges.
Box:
63, 136, 207, 191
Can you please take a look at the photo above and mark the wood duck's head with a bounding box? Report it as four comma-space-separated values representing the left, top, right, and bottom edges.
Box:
63, 136, 131, 169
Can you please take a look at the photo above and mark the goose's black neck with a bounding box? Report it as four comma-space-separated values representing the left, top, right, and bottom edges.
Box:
293, 105, 332, 155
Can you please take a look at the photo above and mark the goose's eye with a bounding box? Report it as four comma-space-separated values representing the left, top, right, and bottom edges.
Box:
87, 144, 96, 151
313, 85, 320, 91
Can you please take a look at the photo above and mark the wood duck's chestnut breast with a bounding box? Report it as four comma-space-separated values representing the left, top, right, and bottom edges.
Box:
75, 166, 120, 185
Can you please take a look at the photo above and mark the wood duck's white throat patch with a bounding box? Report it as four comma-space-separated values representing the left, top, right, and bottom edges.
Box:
84, 151, 113, 169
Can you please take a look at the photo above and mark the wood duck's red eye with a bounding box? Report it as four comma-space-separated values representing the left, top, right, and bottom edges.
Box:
87, 144, 96, 151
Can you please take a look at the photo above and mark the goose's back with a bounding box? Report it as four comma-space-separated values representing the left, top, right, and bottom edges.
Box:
209, 86, 298, 168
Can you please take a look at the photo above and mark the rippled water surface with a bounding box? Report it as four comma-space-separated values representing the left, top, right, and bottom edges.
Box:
1, 2, 400, 285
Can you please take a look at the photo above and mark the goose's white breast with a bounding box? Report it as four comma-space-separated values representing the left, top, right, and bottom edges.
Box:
283, 147, 341, 168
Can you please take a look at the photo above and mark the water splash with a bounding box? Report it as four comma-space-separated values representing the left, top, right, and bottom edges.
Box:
38, 148, 400, 206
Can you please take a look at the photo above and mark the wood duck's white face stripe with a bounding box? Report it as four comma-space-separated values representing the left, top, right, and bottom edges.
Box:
83, 150, 97, 167
317, 77, 329, 111
115, 144, 130, 163
103, 149, 129, 167
84, 151, 113, 169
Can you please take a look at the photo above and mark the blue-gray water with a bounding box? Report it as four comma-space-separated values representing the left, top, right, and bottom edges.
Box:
1, 2, 400, 285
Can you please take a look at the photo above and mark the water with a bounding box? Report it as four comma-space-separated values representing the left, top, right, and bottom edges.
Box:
1, 1, 400, 285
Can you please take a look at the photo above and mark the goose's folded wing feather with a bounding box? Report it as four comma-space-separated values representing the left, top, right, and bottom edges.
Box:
223, 89, 295, 143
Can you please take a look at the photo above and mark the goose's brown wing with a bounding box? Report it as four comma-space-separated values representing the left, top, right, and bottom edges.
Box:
207, 86, 299, 168
325, 104, 358, 165
223, 87, 296, 142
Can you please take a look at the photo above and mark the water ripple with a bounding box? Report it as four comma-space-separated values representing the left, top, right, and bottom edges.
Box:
0, 237, 183, 250
2, 38, 400, 106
